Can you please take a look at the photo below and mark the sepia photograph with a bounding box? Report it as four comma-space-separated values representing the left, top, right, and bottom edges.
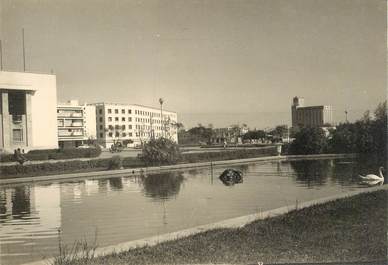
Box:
0, 0, 387, 265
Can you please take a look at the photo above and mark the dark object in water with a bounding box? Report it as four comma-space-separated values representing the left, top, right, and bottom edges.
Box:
219, 169, 243, 186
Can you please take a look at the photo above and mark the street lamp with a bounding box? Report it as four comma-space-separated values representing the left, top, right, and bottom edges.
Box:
159, 98, 164, 137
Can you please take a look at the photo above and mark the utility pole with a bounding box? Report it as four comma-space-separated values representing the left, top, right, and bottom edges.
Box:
345, 110, 348, 123
0, 40, 3, 71
22, 28, 26, 72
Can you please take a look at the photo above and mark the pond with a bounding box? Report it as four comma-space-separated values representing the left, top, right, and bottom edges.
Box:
0, 157, 385, 265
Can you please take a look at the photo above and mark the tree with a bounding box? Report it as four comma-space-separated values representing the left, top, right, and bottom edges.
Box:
242, 130, 266, 142
138, 137, 181, 165
270, 125, 288, 139
289, 127, 328, 155
328, 101, 387, 158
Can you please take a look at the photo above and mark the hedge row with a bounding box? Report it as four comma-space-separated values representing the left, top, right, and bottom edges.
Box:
0, 156, 145, 179
180, 147, 277, 163
0, 147, 276, 179
0, 147, 101, 162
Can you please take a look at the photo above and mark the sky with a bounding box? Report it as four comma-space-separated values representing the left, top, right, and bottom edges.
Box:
0, 0, 386, 129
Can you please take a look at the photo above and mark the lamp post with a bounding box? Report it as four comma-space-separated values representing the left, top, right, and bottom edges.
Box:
159, 98, 164, 138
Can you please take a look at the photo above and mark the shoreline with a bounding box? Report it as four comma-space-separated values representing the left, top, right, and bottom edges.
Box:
21, 184, 387, 265
0, 153, 357, 185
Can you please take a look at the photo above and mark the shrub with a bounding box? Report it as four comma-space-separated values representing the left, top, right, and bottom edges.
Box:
289, 127, 328, 155
108, 155, 123, 170
180, 147, 276, 163
139, 138, 181, 166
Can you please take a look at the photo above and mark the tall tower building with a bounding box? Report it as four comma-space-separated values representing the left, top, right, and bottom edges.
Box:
291, 96, 332, 128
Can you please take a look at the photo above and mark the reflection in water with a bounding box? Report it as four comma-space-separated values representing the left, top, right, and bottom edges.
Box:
140, 172, 185, 200
108, 178, 123, 191
289, 160, 332, 187
12, 186, 31, 218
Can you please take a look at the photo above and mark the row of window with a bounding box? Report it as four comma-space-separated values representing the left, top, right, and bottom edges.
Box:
98, 116, 170, 124
100, 131, 165, 138
97, 124, 165, 131
98, 107, 174, 118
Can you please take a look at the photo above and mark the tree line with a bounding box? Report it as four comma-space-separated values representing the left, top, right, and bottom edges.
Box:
289, 101, 387, 160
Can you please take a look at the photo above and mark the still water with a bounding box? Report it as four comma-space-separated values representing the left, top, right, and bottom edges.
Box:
0, 157, 385, 265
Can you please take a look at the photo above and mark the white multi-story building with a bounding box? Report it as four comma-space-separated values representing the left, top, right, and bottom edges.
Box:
57, 100, 96, 148
91, 103, 178, 148
0, 71, 58, 152
291, 96, 333, 128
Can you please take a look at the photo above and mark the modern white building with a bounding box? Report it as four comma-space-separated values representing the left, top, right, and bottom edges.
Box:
291, 96, 333, 128
91, 103, 178, 148
0, 71, 58, 152
57, 100, 96, 148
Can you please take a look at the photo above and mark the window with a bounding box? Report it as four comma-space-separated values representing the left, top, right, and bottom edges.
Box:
115, 109, 118, 114
128, 109, 131, 114
13, 129, 23, 142
128, 117, 132, 122
108, 132, 113, 137
99, 117, 103, 122
122, 132, 126, 137
115, 132, 120, 137
122, 117, 125, 121
128, 125, 132, 129
109, 125, 114, 130
99, 125, 103, 130
122, 125, 126, 130
115, 125, 120, 129
122, 109, 125, 114
115, 117, 119, 121
129, 132, 132, 137
108, 117, 112, 122
100, 133, 103, 138
108, 109, 112, 114
99, 109, 102, 114
135, 110, 137, 114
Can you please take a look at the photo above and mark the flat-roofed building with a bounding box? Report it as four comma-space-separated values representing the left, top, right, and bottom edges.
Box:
0, 71, 58, 152
291, 96, 333, 128
92, 103, 178, 148
57, 100, 96, 148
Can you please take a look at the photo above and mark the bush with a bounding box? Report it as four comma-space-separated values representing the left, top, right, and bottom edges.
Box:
180, 147, 276, 163
139, 138, 181, 166
289, 127, 328, 155
108, 155, 123, 170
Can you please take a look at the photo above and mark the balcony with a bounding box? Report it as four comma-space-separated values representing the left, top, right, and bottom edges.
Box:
12, 115, 23, 124
71, 113, 83, 118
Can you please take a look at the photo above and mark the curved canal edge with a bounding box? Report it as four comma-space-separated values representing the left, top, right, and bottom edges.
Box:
0, 153, 357, 185
21, 183, 386, 265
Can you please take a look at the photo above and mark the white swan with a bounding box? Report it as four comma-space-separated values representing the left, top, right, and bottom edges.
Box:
359, 166, 384, 181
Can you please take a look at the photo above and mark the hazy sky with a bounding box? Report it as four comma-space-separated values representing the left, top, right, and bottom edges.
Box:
0, 0, 386, 129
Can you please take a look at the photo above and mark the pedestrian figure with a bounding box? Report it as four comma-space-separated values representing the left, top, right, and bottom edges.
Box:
14, 148, 27, 165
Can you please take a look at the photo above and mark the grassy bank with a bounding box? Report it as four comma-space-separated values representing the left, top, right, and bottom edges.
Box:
0, 147, 276, 179
62, 190, 387, 265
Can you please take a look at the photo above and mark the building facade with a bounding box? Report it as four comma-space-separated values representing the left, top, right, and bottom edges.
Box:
291, 96, 333, 128
92, 103, 178, 148
57, 100, 96, 148
0, 71, 58, 152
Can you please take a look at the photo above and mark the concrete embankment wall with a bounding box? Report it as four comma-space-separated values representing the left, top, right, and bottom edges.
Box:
0, 153, 357, 185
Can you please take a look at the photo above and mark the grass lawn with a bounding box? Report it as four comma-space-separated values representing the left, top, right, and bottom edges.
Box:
61, 189, 387, 265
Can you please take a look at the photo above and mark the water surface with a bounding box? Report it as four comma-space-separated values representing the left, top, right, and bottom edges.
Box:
0, 157, 384, 265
